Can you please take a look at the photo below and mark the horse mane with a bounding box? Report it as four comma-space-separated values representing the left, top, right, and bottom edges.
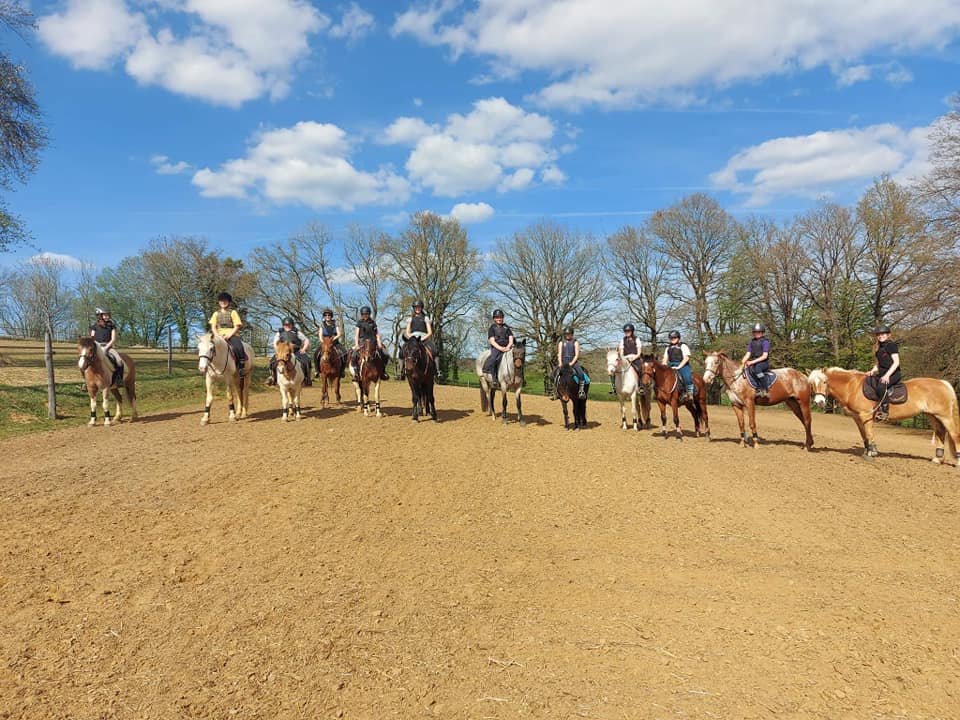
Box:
276, 340, 293, 359
78, 336, 97, 352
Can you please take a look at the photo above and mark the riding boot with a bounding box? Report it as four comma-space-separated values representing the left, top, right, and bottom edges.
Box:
608, 374, 617, 395
488, 373, 500, 390
875, 403, 889, 422
435, 358, 442, 379
578, 379, 586, 400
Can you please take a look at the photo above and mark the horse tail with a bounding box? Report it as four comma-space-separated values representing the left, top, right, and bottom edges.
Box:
941, 379, 960, 457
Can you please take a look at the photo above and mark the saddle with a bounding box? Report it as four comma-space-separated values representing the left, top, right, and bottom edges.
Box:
743, 370, 777, 391
862, 377, 908, 404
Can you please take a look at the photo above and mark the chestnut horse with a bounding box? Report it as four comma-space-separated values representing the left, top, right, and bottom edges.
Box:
703, 350, 813, 450
808, 367, 960, 465
350, 338, 386, 417
196, 329, 254, 425
477, 340, 526, 426
315, 335, 343, 408
606, 348, 650, 430
402, 336, 438, 422
640, 355, 709, 440
77, 337, 137, 426
274, 340, 304, 421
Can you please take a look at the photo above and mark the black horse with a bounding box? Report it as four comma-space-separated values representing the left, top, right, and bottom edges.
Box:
401, 336, 437, 422
556, 364, 588, 429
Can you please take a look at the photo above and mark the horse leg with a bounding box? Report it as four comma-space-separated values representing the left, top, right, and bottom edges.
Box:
732, 403, 748, 447
641, 389, 651, 429
561, 398, 570, 429
335, 375, 342, 404
374, 379, 382, 417
671, 396, 682, 441
126, 377, 138, 420
280, 383, 289, 421
860, 414, 879, 458
111, 387, 123, 423
657, 398, 668, 438
321, 376, 328, 408
227, 379, 238, 422
429, 384, 438, 422
618, 396, 627, 430
784, 397, 813, 450
102, 388, 112, 426
929, 415, 947, 464
88, 387, 98, 426
201, 375, 213, 425
294, 383, 302, 420
501, 387, 508, 425
747, 400, 759, 448
411, 385, 420, 422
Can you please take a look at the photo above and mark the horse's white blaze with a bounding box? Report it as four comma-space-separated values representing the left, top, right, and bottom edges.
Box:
78, 355, 86, 370
813, 393, 826, 407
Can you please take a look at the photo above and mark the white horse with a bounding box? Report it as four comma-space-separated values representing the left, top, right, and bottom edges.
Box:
477, 340, 526, 426
606, 348, 648, 431
197, 330, 254, 425
275, 340, 304, 421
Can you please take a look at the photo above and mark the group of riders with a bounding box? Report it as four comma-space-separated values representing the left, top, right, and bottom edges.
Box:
88, 294, 903, 419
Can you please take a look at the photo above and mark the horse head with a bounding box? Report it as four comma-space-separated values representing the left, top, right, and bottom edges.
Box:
606, 348, 622, 375
702, 351, 720, 383
640, 355, 657, 386
403, 336, 425, 373
77, 337, 99, 372
320, 334, 335, 361
807, 368, 830, 408
512, 339, 526, 369
196, 332, 217, 373
276, 340, 294, 375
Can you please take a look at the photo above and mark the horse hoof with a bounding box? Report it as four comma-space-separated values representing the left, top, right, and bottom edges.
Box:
200, 417, 209, 426
282, 415, 288, 422
932, 457, 943, 465
87, 419, 96, 426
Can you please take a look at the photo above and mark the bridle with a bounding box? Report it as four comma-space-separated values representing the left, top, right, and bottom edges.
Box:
200, 336, 229, 376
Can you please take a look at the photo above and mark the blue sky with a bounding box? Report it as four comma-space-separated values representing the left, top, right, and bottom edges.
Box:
5, 0, 960, 272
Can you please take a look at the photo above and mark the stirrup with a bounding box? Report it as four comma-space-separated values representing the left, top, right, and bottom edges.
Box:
874, 408, 889, 422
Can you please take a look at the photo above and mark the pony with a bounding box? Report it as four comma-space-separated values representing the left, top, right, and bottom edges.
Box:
703, 350, 813, 450
401, 336, 438, 422
807, 367, 960, 465
315, 335, 344, 408
349, 338, 387, 417
556, 364, 587, 429
77, 337, 137, 426
640, 355, 710, 440
476, 340, 527, 426
606, 348, 650, 430
274, 340, 304, 421
196, 329, 254, 425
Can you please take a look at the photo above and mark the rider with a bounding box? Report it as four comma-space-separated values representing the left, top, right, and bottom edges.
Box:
482, 309, 514, 390
209, 292, 246, 376
318, 308, 345, 378
402, 300, 441, 379
741, 322, 770, 398
267, 317, 311, 387
611, 323, 643, 394
662, 330, 694, 399
89, 307, 123, 385
351, 306, 389, 380
553, 326, 590, 400
868, 324, 901, 421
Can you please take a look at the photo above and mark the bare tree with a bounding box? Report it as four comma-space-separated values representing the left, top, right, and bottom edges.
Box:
918, 98, 960, 238
0, 256, 74, 338
344, 224, 390, 319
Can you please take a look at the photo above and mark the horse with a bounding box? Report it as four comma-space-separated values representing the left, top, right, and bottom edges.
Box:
349, 338, 386, 417
606, 348, 650, 430
555, 364, 587, 429
807, 367, 960, 465
477, 340, 526, 426
315, 335, 344, 408
640, 355, 710, 440
703, 350, 813, 450
196, 329, 254, 425
77, 337, 137, 426
401, 336, 438, 422
274, 340, 304, 421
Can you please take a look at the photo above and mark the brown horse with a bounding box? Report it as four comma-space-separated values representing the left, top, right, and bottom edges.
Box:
640, 355, 709, 440
808, 367, 960, 465
350, 338, 387, 417
402, 336, 437, 422
77, 337, 137, 426
315, 335, 343, 408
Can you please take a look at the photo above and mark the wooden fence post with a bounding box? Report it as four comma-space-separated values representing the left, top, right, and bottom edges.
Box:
167, 326, 173, 376
44, 330, 57, 419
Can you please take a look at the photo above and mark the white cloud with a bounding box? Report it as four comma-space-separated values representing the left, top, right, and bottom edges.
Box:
413, 97, 423, 107
831, 61, 914, 88
711, 123, 932, 206
151, 154, 191, 175
384, 96, 564, 197
329, 3, 375, 41
191, 121, 410, 210
392, 1, 960, 109
541, 164, 567, 184
39, 0, 327, 106
448, 202, 494, 223
327, 266, 358, 285
30, 252, 84, 270
833, 63, 873, 87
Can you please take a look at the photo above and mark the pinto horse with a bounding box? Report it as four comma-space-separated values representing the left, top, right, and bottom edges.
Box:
274, 340, 304, 421
477, 340, 526, 426
808, 367, 960, 465
606, 348, 650, 430
77, 337, 137, 426
315, 335, 343, 408
640, 355, 709, 440
703, 350, 813, 450
401, 336, 438, 422
350, 338, 387, 417
556, 364, 587, 429
196, 329, 254, 425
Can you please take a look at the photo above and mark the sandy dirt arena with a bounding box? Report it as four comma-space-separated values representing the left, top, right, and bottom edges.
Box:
1, 381, 959, 719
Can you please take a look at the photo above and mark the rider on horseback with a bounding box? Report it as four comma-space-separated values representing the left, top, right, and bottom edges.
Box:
552, 326, 589, 400
267, 317, 311, 387
210, 292, 246, 376
482, 309, 514, 390
89, 307, 123, 386
662, 330, 694, 399
868, 324, 901, 421
741, 323, 770, 398
402, 300, 441, 379
351, 306, 389, 380
318, 308, 345, 378
610, 323, 643, 395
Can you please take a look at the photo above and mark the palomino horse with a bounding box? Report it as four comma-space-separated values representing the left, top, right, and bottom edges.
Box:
401, 336, 438, 422
477, 340, 526, 426
274, 341, 304, 421
703, 350, 813, 449
315, 335, 343, 408
196, 329, 254, 425
77, 337, 137, 426
556, 364, 587, 430
640, 355, 710, 440
808, 367, 960, 465
606, 348, 650, 430
350, 338, 387, 417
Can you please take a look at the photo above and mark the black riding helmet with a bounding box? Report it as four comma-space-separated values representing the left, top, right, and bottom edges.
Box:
669, 330, 681, 340
492, 309, 505, 319
413, 300, 424, 309
360, 306, 371, 316
563, 326, 574, 335
622, 323, 635, 333
874, 324, 891, 335
282, 317, 294, 326
217, 292, 233, 304
322, 308, 333, 317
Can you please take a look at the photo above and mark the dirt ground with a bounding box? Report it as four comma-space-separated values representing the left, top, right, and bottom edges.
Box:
1, 381, 958, 720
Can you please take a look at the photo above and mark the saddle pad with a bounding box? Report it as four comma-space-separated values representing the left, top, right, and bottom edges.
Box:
862, 378, 908, 404
744, 370, 777, 391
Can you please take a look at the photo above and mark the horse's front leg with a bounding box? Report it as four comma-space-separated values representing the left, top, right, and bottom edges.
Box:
227, 379, 238, 422
373, 379, 382, 417
88, 389, 98, 426
855, 413, 878, 457
411, 385, 420, 422
294, 386, 302, 420
334, 376, 342, 404
321, 376, 329, 408
618, 397, 627, 430
488, 388, 497, 420
732, 402, 748, 447
111, 387, 123, 423
747, 399, 759, 448
101, 388, 113, 426
201, 375, 213, 425
501, 387, 508, 425
657, 397, 668, 438
279, 383, 289, 421
515, 388, 525, 426
671, 395, 682, 441
561, 398, 570, 429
